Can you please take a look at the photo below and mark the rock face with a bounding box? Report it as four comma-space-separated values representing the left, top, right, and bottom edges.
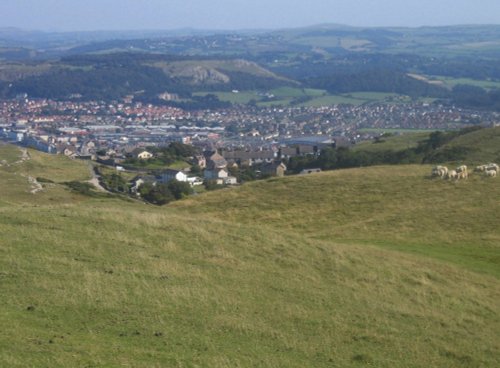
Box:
177, 66, 230, 84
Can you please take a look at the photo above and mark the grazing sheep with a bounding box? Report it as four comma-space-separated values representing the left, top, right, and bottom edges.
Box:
432, 165, 448, 178
486, 163, 499, 173
447, 170, 458, 180
485, 170, 497, 178
456, 165, 468, 179
474, 165, 488, 172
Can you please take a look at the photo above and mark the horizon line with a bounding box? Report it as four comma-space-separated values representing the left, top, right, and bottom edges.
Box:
1, 22, 500, 35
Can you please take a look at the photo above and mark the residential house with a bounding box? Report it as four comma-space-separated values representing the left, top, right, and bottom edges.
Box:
136, 150, 154, 160
157, 169, 189, 184
192, 155, 207, 169
205, 151, 227, 169
204, 167, 229, 181
222, 150, 275, 166
261, 161, 287, 177
204, 167, 238, 185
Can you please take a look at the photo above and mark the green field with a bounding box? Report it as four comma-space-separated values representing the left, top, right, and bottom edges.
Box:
433, 76, 500, 90
194, 88, 411, 107
194, 87, 328, 106
353, 132, 431, 153
193, 91, 260, 104
0, 142, 23, 164
269, 86, 327, 98
0, 143, 499, 367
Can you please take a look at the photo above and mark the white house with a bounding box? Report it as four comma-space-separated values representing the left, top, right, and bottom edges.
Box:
157, 169, 189, 184
204, 167, 229, 180
204, 168, 238, 185
137, 150, 153, 160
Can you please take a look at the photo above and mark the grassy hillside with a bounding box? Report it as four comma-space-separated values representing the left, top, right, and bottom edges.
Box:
444, 126, 500, 163
0, 144, 499, 367
353, 127, 500, 165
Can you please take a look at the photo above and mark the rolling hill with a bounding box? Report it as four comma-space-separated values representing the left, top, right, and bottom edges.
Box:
0, 142, 499, 367
0, 54, 294, 100
2, 25, 500, 110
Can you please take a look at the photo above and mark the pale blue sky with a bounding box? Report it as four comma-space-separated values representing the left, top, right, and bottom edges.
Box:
1, 0, 499, 31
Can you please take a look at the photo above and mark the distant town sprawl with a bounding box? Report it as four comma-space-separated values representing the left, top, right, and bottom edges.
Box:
2, 97, 498, 154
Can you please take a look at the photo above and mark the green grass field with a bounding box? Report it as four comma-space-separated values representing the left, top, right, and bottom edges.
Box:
0, 143, 499, 367
432, 76, 500, 90
193, 91, 260, 104
353, 132, 431, 152
269, 87, 327, 98
194, 88, 410, 107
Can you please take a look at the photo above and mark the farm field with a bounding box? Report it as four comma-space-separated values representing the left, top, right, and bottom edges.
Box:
432, 76, 500, 90
194, 88, 413, 107
0, 143, 499, 367
269, 86, 327, 98
193, 91, 260, 104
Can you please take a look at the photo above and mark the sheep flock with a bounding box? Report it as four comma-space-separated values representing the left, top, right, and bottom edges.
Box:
431, 163, 498, 180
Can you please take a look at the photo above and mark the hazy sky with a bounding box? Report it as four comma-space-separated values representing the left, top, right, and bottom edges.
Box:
1, 0, 499, 31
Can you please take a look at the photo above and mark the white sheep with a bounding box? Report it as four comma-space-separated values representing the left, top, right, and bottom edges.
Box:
486, 163, 499, 173
474, 165, 488, 172
485, 170, 497, 178
447, 170, 458, 180
432, 165, 448, 178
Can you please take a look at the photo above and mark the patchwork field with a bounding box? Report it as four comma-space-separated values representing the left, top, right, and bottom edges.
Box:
0, 144, 499, 367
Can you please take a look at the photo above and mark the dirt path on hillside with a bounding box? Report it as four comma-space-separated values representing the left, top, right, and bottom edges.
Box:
86, 162, 108, 192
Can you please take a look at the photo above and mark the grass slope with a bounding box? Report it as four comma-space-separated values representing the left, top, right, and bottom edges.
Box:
444, 127, 500, 163
0, 144, 499, 367
354, 127, 500, 164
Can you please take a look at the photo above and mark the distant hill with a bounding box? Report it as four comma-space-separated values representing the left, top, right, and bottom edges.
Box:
0, 53, 294, 101
1, 25, 500, 109
0, 142, 498, 366
2, 24, 500, 60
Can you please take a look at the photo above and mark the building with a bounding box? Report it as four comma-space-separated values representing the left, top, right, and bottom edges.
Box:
261, 162, 287, 177
205, 151, 228, 169
136, 150, 154, 160
157, 169, 189, 184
